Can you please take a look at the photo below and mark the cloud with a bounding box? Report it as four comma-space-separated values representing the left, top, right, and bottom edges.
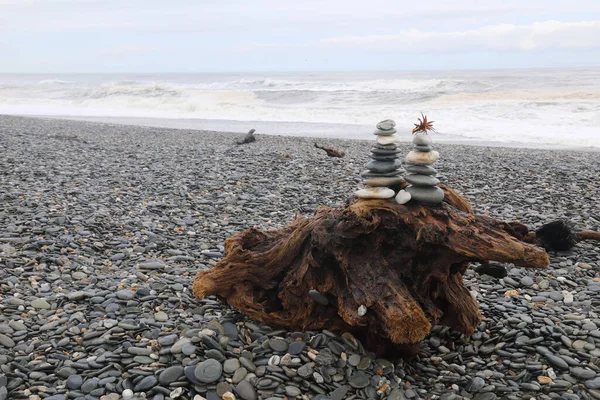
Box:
98, 45, 160, 56
240, 20, 600, 53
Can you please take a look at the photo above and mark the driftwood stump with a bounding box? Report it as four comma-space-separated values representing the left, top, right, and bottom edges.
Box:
193, 184, 549, 357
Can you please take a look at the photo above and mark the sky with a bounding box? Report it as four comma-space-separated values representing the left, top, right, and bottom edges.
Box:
1, 0, 599, 73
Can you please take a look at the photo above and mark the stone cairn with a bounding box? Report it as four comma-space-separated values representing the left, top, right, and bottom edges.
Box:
354, 119, 404, 199
355, 115, 445, 205
396, 115, 444, 204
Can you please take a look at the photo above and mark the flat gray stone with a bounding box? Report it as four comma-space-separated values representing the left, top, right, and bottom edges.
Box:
369, 152, 399, 160
309, 290, 329, 305
0, 334, 15, 348
195, 359, 223, 383
31, 299, 51, 309
413, 145, 432, 152
234, 380, 257, 400
366, 159, 402, 173
405, 174, 440, 187
115, 290, 136, 300
405, 164, 437, 175
570, 367, 596, 379
363, 176, 404, 187
224, 359, 241, 374
371, 147, 400, 155
406, 185, 444, 204
361, 170, 403, 178
373, 128, 397, 136
376, 119, 396, 131
159, 366, 184, 385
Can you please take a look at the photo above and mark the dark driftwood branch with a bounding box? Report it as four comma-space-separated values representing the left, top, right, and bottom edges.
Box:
314, 142, 345, 158
236, 129, 256, 145
193, 185, 548, 357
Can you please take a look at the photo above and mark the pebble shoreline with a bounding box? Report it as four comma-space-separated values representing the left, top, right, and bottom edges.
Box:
1, 115, 599, 400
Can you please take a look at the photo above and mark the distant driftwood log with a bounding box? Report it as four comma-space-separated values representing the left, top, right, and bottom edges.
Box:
314, 142, 345, 158
236, 129, 256, 145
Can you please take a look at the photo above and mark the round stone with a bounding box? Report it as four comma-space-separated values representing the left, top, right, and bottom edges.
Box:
285, 386, 302, 397
406, 164, 437, 175
376, 119, 396, 131
154, 311, 168, 322
406, 150, 440, 165
395, 190, 411, 205
66, 375, 83, 390
224, 359, 241, 374
354, 187, 395, 199
376, 134, 399, 145
348, 354, 361, 366
308, 290, 329, 305
269, 338, 288, 353
373, 128, 397, 136
405, 174, 440, 187
405, 186, 445, 204
364, 176, 404, 187
412, 132, 433, 145
366, 159, 403, 173
288, 341, 306, 355
195, 359, 223, 383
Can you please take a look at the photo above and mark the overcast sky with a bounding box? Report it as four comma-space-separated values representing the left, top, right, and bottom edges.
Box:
1, 0, 599, 73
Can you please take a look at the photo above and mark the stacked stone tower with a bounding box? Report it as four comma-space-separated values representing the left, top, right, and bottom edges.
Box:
354, 119, 404, 199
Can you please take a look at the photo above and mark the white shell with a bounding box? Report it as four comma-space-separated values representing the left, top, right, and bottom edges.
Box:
358, 305, 367, 316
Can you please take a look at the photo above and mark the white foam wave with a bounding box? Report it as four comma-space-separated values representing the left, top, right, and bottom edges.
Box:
1, 70, 599, 148
37, 79, 74, 85
80, 82, 182, 99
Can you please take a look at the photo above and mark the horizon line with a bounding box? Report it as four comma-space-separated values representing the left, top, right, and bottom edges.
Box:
1, 65, 600, 75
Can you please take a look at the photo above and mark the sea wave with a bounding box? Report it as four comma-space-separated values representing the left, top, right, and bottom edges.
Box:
432, 89, 600, 103
37, 79, 74, 85
80, 82, 183, 99
1, 70, 599, 147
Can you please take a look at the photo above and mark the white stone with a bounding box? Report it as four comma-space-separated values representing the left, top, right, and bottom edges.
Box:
563, 291, 574, 304
222, 393, 236, 400
406, 150, 439, 165
376, 134, 399, 145
122, 389, 134, 400
412, 132, 432, 145
354, 187, 395, 199
395, 190, 411, 204
358, 305, 367, 316
268, 355, 280, 366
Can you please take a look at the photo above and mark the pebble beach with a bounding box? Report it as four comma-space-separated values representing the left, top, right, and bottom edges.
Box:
1, 114, 600, 400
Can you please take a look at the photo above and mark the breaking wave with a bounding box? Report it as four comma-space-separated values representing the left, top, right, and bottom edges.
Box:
0, 69, 599, 147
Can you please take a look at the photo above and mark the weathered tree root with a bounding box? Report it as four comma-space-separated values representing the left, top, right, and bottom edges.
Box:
193, 185, 549, 357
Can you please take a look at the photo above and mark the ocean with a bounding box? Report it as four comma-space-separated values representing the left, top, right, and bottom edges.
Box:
0, 68, 598, 148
